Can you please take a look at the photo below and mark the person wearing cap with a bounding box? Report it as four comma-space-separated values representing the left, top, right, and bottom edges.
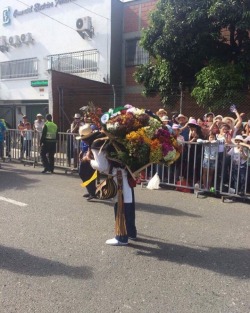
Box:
77, 124, 103, 201
222, 106, 242, 138
40, 114, 58, 173
175, 114, 189, 141
33, 113, 45, 152
227, 135, 248, 195
70, 113, 85, 170
160, 115, 173, 133
213, 115, 223, 125
204, 112, 214, 128
172, 123, 184, 144
155, 108, 168, 118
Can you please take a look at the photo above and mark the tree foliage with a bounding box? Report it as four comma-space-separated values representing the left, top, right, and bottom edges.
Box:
134, 0, 250, 109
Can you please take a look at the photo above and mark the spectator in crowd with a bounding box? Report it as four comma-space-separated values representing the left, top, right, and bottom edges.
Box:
187, 118, 205, 185
169, 113, 178, 126
0, 118, 11, 158
155, 108, 168, 119
222, 107, 242, 138
214, 115, 223, 125
216, 123, 232, 189
204, 112, 215, 128
208, 120, 220, 137
23, 122, 33, 159
161, 116, 173, 133
175, 114, 189, 141
197, 117, 209, 138
0, 119, 6, 161
70, 113, 85, 170
197, 132, 218, 190
33, 113, 44, 142
18, 115, 29, 159
227, 135, 248, 195
40, 114, 58, 173
242, 120, 250, 138
172, 123, 185, 180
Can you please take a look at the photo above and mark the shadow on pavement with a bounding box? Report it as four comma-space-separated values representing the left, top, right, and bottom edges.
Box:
0, 245, 93, 279
0, 165, 40, 191
136, 202, 201, 218
129, 235, 250, 279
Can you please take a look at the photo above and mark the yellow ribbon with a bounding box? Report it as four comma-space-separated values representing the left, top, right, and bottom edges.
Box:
81, 170, 98, 187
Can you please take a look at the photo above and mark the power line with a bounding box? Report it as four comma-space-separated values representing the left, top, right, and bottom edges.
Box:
14, 0, 76, 31
14, 0, 110, 32
72, 2, 110, 20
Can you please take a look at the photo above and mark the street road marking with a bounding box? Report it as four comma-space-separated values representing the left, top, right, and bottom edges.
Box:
0, 196, 28, 207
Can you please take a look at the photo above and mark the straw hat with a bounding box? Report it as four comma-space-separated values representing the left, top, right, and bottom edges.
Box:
156, 108, 168, 116
214, 115, 223, 122
161, 116, 169, 122
176, 114, 188, 123
232, 135, 244, 143
76, 124, 93, 140
222, 116, 235, 128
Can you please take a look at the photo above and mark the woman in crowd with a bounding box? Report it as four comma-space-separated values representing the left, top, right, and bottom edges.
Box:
187, 118, 205, 185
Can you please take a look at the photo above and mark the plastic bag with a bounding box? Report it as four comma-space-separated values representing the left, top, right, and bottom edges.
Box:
147, 173, 160, 190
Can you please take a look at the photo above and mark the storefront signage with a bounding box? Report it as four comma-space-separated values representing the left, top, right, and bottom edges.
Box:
11, 0, 76, 18
31, 80, 48, 87
3, 7, 11, 25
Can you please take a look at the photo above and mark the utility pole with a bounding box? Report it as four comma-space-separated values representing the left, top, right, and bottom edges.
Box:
179, 82, 183, 114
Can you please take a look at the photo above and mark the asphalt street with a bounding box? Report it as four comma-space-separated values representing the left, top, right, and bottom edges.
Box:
0, 162, 249, 313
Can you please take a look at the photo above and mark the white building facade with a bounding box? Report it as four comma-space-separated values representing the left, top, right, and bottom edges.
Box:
0, 0, 123, 127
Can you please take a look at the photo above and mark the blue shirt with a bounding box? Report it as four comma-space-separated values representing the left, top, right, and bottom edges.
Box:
0, 121, 6, 142
80, 141, 89, 153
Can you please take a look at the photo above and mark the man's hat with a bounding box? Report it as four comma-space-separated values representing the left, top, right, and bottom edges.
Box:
76, 124, 93, 140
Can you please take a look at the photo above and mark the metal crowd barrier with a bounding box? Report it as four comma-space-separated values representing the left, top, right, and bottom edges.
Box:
1, 130, 249, 201
140, 141, 250, 201
0, 129, 80, 173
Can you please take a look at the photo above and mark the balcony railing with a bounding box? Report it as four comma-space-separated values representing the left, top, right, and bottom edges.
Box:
47, 49, 99, 74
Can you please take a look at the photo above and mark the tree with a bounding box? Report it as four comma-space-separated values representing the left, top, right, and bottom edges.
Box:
134, 0, 250, 109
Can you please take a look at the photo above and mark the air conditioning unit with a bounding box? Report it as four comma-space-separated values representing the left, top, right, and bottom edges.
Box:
76, 16, 92, 31
9, 35, 21, 47
20, 33, 33, 44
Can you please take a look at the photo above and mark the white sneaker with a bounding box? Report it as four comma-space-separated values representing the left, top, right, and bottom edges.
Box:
229, 188, 235, 194
105, 238, 128, 246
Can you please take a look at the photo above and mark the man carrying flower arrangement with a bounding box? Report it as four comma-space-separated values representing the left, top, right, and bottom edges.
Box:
88, 105, 181, 246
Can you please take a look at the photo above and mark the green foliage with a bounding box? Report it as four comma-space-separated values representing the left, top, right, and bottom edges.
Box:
191, 60, 246, 109
135, 0, 250, 109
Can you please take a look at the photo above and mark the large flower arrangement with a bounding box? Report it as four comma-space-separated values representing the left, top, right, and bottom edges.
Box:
101, 106, 180, 174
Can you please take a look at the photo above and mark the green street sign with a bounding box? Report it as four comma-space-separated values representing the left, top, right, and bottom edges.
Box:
31, 80, 48, 87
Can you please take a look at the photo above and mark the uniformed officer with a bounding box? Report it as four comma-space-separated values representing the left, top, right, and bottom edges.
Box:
40, 114, 58, 173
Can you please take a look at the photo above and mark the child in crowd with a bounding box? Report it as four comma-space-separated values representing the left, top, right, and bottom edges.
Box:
23, 122, 33, 159
216, 123, 232, 188
197, 132, 218, 190
227, 135, 248, 195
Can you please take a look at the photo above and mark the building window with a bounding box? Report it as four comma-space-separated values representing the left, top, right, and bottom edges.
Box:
125, 38, 149, 67
0, 58, 38, 79
47, 49, 99, 74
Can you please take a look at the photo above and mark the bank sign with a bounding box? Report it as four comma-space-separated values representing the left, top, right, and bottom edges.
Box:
2, 0, 76, 25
